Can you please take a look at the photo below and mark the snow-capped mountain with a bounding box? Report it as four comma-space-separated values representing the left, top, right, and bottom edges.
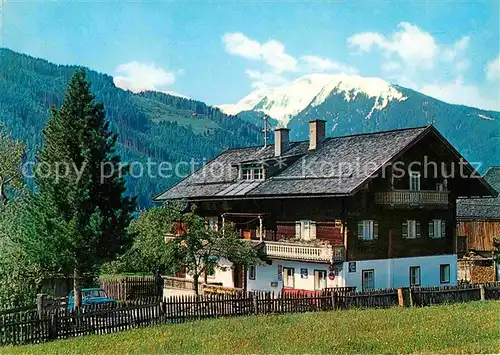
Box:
219, 73, 499, 171
218, 74, 408, 127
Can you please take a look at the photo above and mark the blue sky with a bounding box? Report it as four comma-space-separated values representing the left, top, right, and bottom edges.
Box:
2, 1, 499, 110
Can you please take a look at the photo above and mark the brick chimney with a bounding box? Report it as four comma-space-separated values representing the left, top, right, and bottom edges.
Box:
274, 128, 290, 157
309, 120, 326, 150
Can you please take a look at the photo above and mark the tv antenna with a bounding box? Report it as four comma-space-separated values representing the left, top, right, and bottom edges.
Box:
262, 114, 270, 148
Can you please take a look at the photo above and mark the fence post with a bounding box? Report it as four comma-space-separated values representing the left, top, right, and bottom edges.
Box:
252, 293, 258, 315
398, 288, 410, 307
330, 291, 336, 310
36, 294, 46, 319
49, 313, 58, 340
479, 284, 486, 301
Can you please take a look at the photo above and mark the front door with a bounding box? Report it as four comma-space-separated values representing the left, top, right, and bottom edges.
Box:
233, 265, 243, 288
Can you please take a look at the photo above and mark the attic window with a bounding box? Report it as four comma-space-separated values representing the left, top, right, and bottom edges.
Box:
241, 166, 265, 181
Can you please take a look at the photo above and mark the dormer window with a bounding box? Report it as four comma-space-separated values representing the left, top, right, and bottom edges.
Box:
241, 166, 265, 181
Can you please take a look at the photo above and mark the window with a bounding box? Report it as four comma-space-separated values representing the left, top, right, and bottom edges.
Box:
295, 220, 316, 241
402, 220, 420, 239
409, 266, 421, 286
314, 270, 327, 290
283, 267, 295, 288
440, 264, 450, 284
357, 220, 378, 241
241, 167, 264, 181
242, 168, 252, 180
409, 171, 421, 191
248, 265, 256, 280
362, 270, 375, 291
253, 168, 264, 180
429, 219, 445, 239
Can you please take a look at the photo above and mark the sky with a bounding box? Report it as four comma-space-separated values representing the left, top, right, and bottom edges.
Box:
2, 0, 499, 110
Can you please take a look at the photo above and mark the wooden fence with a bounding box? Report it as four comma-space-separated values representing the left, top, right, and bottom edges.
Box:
411, 282, 500, 306
100, 276, 162, 301
1, 283, 499, 346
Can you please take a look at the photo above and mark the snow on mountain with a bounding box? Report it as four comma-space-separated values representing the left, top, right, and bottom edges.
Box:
218, 74, 408, 126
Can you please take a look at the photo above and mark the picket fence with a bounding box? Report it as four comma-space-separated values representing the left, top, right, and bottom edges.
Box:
1, 283, 499, 346
100, 276, 162, 301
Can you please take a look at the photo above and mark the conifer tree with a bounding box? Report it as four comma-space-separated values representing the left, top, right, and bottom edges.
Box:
22, 69, 136, 308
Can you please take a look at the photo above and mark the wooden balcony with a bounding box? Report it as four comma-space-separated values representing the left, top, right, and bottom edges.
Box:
262, 241, 344, 263
374, 190, 449, 207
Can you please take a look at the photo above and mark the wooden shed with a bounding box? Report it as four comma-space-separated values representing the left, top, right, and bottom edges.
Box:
457, 166, 500, 282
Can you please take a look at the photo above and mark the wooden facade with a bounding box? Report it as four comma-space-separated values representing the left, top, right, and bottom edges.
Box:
457, 221, 500, 252
157, 126, 496, 290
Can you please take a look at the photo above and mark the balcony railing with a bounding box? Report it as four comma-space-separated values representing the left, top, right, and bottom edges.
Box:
374, 190, 449, 207
262, 241, 344, 263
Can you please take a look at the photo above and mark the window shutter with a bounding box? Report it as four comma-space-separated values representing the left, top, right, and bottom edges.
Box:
402, 221, 408, 239
428, 221, 434, 239
357, 221, 364, 240
295, 222, 301, 239
373, 221, 379, 239
310, 221, 317, 240
441, 220, 446, 238
416, 221, 421, 239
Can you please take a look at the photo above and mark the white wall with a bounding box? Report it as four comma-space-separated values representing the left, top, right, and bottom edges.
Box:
344, 254, 457, 290
187, 254, 457, 292
246, 260, 342, 292
185, 258, 235, 288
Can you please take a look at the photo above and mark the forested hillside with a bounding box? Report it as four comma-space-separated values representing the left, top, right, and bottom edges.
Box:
0, 49, 263, 207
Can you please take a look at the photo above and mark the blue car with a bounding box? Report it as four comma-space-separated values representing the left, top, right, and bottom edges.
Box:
67, 288, 116, 311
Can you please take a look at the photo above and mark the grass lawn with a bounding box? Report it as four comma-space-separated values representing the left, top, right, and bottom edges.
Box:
2, 301, 499, 354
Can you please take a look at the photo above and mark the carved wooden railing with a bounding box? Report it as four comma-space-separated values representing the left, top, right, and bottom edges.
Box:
375, 190, 449, 206
262, 242, 344, 262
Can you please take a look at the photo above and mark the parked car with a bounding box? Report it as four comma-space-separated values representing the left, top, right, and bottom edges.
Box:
67, 288, 116, 311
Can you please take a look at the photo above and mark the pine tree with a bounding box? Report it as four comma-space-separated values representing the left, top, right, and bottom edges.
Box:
24, 69, 136, 308
0, 124, 25, 204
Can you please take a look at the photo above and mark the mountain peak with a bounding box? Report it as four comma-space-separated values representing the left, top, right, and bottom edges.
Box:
218, 73, 408, 126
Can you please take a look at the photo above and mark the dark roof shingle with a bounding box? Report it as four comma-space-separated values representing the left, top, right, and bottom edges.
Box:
457, 167, 500, 220
154, 126, 428, 200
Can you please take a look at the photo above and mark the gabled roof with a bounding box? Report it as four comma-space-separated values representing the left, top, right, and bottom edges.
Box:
457, 167, 500, 220
153, 125, 496, 201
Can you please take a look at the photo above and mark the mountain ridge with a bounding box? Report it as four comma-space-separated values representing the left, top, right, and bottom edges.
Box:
218, 74, 499, 172
0, 48, 263, 207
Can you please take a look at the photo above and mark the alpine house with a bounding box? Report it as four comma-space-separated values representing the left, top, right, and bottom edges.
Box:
154, 121, 497, 292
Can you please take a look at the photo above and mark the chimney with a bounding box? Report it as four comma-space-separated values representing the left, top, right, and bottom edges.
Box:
309, 119, 326, 150
274, 128, 290, 157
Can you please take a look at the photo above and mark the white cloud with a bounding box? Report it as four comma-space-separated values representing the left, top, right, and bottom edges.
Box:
486, 55, 500, 82
300, 55, 358, 74
113, 61, 176, 93
442, 36, 470, 72
223, 32, 357, 89
443, 36, 470, 62
347, 23, 499, 111
420, 78, 499, 111
245, 70, 288, 89
348, 32, 386, 53
348, 22, 438, 71
223, 32, 297, 73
